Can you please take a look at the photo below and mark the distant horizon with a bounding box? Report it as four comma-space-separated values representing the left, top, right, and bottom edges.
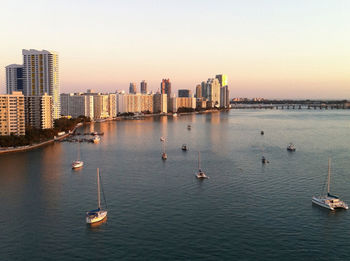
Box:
1, 1, 349, 99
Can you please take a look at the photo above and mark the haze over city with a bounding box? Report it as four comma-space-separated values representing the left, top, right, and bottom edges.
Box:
1, 0, 349, 99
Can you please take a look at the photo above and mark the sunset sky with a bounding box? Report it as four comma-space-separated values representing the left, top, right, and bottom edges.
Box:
1, 0, 349, 99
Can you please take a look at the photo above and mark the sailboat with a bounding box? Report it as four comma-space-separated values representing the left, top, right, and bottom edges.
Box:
161, 137, 167, 160
312, 158, 348, 210
195, 151, 208, 179
86, 168, 108, 224
72, 142, 84, 169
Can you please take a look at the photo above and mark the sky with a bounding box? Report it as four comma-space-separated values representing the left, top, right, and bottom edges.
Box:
0, 0, 349, 99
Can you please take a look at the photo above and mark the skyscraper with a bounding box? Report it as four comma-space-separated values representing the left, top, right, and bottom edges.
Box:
160, 79, 171, 96
140, 80, 147, 94
215, 74, 228, 88
207, 78, 221, 108
216, 74, 229, 108
195, 84, 202, 98
5, 64, 24, 94
22, 49, 60, 119
129, 82, 137, 94
178, 89, 192, 97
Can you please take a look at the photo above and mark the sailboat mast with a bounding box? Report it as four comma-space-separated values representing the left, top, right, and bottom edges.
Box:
97, 168, 101, 209
77, 142, 80, 160
327, 158, 331, 194
198, 151, 201, 170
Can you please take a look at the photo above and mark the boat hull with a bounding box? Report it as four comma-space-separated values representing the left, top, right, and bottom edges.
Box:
86, 210, 108, 224
72, 161, 84, 169
312, 197, 334, 210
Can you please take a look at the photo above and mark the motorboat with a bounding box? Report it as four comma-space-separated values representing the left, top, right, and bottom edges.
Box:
173, 113, 178, 117
86, 168, 108, 224
181, 144, 188, 151
312, 158, 348, 210
195, 152, 208, 179
72, 160, 84, 169
287, 143, 296, 151
261, 130, 264, 135
162, 152, 167, 160
187, 125, 191, 130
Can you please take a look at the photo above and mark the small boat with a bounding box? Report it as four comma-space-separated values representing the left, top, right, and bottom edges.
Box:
261, 156, 269, 164
312, 158, 348, 210
287, 143, 296, 151
93, 136, 100, 143
86, 168, 108, 224
187, 125, 191, 130
261, 130, 264, 135
173, 113, 178, 117
181, 144, 188, 151
161, 137, 167, 160
72, 160, 84, 169
195, 152, 208, 179
72, 142, 84, 169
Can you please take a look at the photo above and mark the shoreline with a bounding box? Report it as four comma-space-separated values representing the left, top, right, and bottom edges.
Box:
0, 108, 227, 154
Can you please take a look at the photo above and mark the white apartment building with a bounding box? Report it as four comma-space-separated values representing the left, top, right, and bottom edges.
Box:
60, 93, 94, 119
170, 97, 196, 112
116, 93, 154, 114
22, 49, 60, 119
0, 92, 25, 136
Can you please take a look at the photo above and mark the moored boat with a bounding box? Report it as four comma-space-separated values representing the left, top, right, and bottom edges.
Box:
86, 168, 108, 224
312, 158, 348, 211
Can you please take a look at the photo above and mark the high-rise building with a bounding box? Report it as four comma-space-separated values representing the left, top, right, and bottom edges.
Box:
60, 93, 94, 119
25, 93, 53, 129
129, 83, 137, 94
108, 93, 117, 118
0, 92, 25, 136
170, 97, 196, 112
5, 64, 24, 94
215, 74, 228, 88
201, 81, 207, 99
195, 84, 202, 98
140, 80, 147, 94
216, 74, 229, 108
160, 79, 171, 96
22, 49, 60, 119
178, 89, 192, 98
116, 93, 154, 114
154, 93, 167, 113
207, 78, 221, 108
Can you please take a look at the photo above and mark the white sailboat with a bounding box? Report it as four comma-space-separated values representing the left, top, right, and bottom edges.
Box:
72, 142, 84, 169
86, 168, 108, 224
161, 137, 167, 160
195, 151, 208, 179
312, 158, 348, 210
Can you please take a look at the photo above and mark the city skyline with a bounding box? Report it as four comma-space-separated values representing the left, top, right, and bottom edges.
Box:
1, 1, 350, 99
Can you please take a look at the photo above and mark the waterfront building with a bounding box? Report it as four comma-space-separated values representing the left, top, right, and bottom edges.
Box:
170, 97, 196, 112
93, 94, 109, 119
25, 93, 53, 129
201, 81, 208, 99
108, 93, 117, 118
60, 93, 94, 119
116, 93, 154, 114
160, 79, 171, 96
5, 64, 24, 94
140, 80, 147, 94
22, 49, 60, 119
0, 91, 25, 136
207, 78, 221, 108
216, 74, 229, 108
129, 83, 137, 94
178, 89, 192, 98
195, 84, 202, 98
153, 93, 167, 113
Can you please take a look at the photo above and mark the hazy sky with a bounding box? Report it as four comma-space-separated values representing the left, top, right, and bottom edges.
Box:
1, 0, 349, 98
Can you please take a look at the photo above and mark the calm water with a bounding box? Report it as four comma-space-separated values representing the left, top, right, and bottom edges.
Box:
1, 110, 350, 260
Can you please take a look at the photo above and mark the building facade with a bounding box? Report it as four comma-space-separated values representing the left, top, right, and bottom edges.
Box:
140, 80, 147, 94
25, 93, 53, 129
153, 93, 167, 113
0, 92, 25, 136
60, 93, 94, 119
178, 89, 192, 98
171, 97, 196, 112
207, 78, 221, 108
22, 49, 60, 119
129, 83, 137, 94
5, 64, 24, 94
195, 84, 202, 98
